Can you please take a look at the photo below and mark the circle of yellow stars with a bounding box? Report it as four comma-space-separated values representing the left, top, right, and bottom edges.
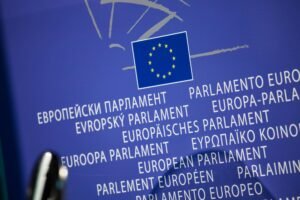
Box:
148, 43, 176, 79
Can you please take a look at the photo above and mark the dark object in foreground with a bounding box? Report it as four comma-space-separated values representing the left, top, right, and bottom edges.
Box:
27, 151, 68, 200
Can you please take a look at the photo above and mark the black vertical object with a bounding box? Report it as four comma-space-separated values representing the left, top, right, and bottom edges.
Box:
27, 151, 68, 200
0, 14, 24, 200
0, 142, 8, 200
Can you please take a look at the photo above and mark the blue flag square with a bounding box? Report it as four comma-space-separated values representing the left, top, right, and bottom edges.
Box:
132, 32, 193, 89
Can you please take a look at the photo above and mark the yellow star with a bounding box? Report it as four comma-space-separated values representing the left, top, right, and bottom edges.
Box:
164, 44, 168, 48
151, 68, 154, 72
148, 61, 152, 65
172, 64, 176, 69
169, 49, 173, 53
156, 73, 160, 78
149, 52, 152, 57
163, 75, 166, 79
152, 46, 156, 51
172, 56, 176, 61
158, 43, 162, 47
168, 71, 172, 76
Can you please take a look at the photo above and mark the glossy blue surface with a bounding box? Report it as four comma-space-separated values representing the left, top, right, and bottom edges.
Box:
0, 1, 299, 199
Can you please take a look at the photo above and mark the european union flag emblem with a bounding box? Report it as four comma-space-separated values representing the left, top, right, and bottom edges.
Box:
132, 32, 193, 89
